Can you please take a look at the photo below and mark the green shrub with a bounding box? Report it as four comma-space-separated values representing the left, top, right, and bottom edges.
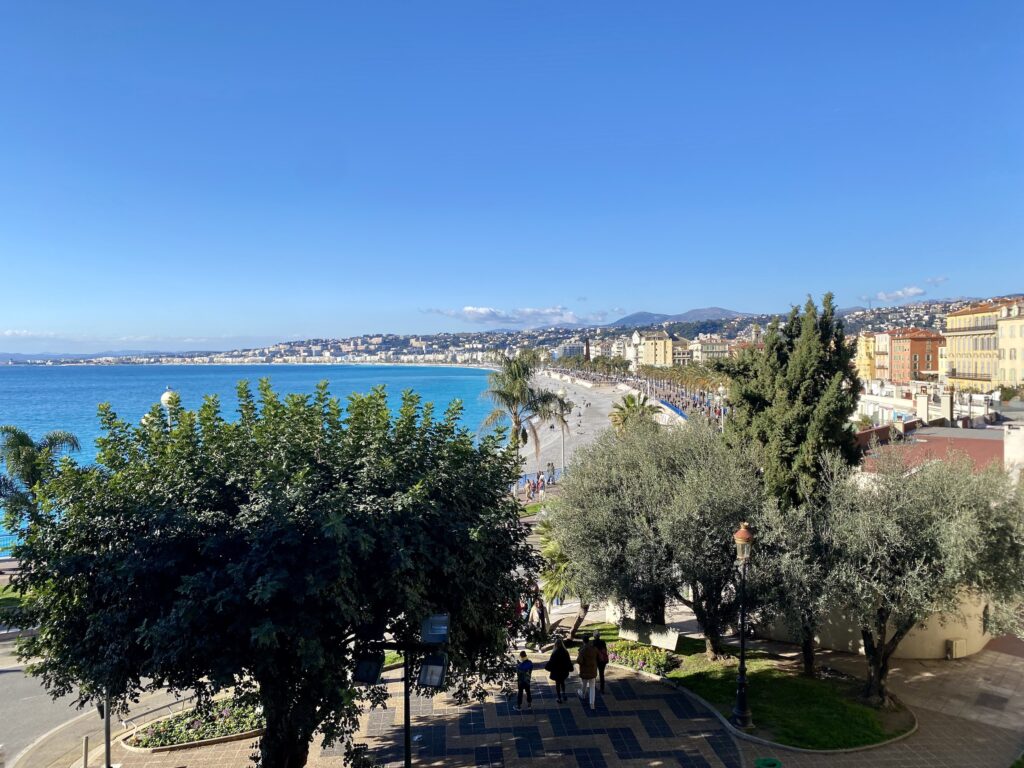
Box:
607, 640, 676, 676
131, 701, 263, 748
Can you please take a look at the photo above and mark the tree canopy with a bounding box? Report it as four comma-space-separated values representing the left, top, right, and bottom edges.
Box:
7, 381, 537, 768
822, 447, 1024, 704
548, 418, 762, 656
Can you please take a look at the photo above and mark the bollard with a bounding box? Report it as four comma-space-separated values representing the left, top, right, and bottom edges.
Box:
83, 735, 89, 768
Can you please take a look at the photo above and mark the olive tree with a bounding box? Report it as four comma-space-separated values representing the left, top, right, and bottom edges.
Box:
823, 448, 1024, 706
548, 418, 764, 657
8, 381, 536, 768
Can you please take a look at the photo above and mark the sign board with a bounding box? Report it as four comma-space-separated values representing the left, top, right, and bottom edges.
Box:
420, 613, 450, 645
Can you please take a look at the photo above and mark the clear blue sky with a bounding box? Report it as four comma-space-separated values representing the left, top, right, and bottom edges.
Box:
2, 2, 1021, 352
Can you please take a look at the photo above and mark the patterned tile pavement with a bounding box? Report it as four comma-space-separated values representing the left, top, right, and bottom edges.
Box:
317, 662, 744, 768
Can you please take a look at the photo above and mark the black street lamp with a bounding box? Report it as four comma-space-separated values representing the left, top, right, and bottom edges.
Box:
732, 522, 754, 729
354, 614, 450, 768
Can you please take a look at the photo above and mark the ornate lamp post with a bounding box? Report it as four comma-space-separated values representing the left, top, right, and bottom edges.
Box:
732, 522, 753, 728
160, 386, 175, 428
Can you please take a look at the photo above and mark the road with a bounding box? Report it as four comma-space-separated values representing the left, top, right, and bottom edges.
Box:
0, 640, 83, 767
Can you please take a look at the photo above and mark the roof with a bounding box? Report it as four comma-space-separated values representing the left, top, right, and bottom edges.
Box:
890, 327, 944, 341
863, 426, 1004, 473
946, 299, 1018, 318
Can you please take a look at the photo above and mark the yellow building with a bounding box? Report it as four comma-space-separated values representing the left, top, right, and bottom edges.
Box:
640, 331, 674, 368
945, 301, 1011, 391
997, 300, 1024, 388
854, 334, 876, 381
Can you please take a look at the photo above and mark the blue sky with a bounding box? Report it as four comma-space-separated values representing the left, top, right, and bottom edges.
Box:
2, 2, 1021, 352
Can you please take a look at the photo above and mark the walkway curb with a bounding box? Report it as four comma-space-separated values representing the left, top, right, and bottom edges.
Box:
609, 662, 920, 755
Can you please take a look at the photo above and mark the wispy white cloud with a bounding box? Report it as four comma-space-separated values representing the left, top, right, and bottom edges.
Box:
2, 329, 59, 338
424, 305, 608, 327
875, 285, 926, 302
924, 275, 948, 286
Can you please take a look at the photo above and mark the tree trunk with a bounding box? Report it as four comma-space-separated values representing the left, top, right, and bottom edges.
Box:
569, 602, 590, 639
260, 719, 311, 768
642, 593, 666, 626
704, 634, 724, 660
800, 626, 815, 677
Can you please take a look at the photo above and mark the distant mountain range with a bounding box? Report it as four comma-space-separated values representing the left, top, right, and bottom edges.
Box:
606, 307, 749, 327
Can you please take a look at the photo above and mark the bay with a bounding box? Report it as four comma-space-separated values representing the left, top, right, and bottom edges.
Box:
0, 364, 496, 542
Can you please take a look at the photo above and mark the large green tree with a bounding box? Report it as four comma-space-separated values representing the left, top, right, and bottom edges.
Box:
7, 382, 536, 768
548, 419, 763, 656
823, 448, 1024, 706
717, 293, 860, 674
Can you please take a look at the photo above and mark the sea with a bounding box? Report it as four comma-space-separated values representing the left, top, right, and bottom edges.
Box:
0, 364, 495, 543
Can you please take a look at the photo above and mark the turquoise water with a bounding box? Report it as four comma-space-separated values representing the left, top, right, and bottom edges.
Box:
0, 364, 495, 541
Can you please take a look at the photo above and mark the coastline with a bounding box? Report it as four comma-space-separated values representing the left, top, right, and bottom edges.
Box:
1, 361, 499, 372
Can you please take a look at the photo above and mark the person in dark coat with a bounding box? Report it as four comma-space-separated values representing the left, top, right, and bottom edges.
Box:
592, 630, 609, 693
544, 636, 573, 703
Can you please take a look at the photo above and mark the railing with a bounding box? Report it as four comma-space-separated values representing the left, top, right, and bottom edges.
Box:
945, 320, 997, 333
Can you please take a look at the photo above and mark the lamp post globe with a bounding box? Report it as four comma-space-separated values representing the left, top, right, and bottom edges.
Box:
732, 522, 754, 729
160, 386, 175, 428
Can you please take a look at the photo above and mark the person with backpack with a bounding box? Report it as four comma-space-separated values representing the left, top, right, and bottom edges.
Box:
515, 650, 534, 711
544, 636, 573, 703
575, 636, 599, 709
592, 630, 609, 693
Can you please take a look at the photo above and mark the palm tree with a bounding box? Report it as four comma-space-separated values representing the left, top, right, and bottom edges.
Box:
609, 393, 660, 433
483, 351, 565, 461
0, 426, 81, 511
537, 516, 590, 639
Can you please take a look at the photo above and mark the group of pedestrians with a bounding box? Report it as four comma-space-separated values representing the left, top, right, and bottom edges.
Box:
515, 631, 609, 711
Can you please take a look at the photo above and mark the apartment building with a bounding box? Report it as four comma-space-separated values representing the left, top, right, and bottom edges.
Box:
945, 301, 1009, 391
997, 301, 1024, 387
640, 330, 674, 368
855, 334, 876, 381
873, 331, 892, 382
889, 328, 944, 384
690, 336, 729, 364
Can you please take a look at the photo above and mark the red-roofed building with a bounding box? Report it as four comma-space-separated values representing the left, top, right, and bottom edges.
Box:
889, 328, 945, 384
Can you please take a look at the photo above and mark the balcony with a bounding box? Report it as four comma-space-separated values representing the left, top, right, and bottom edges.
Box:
948, 370, 993, 382
944, 320, 997, 333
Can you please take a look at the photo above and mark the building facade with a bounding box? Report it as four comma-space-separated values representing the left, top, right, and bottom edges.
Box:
945, 301, 1006, 391
997, 300, 1024, 387
873, 331, 892, 382
640, 331, 674, 368
889, 328, 944, 384
855, 334, 876, 381
690, 336, 729, 364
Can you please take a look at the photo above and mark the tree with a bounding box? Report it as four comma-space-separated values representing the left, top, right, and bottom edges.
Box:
536, 516, 590, 638
482, 350, 563, 459
655, 419, 765, 658
716, 293, 860, 674
823, 448, 1024, 706
0, 425, 80, 514
8, 382, 537, 768
548, 419, 763, 657
609, 393, 660, 433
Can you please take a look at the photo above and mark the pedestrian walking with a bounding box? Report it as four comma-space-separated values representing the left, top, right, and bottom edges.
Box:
576, 636, 599, 709
592, 630, 609, 693
515, 651, 533, 711
544, 637, 573, 703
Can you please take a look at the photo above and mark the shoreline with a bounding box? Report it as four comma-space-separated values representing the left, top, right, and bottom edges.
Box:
0, 361, 499, 372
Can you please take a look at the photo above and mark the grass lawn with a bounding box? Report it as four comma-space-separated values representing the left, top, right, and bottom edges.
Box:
0, 585, 19, 613
520, 502, 544, 517
580, 622, 913, 751
384, 651, 403, 667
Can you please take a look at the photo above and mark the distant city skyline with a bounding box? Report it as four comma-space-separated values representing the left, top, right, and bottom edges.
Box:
2, 2, 1021, 353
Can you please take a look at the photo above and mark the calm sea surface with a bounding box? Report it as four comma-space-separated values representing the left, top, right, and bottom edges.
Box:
0, 364, 495, 540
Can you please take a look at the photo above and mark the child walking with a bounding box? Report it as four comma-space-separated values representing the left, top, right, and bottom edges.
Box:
515, 650, 533, 711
